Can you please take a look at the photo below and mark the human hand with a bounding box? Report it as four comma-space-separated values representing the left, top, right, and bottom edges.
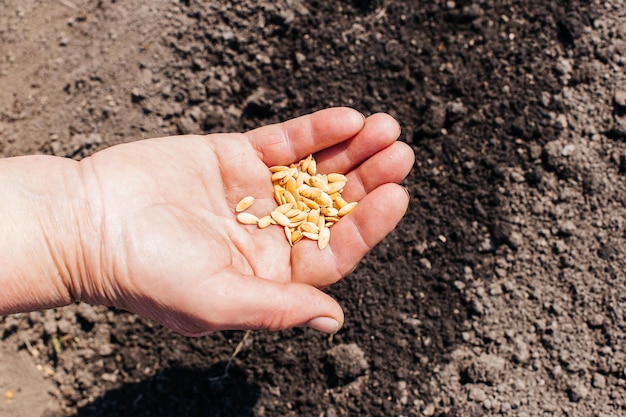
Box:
66, 108, 414, 335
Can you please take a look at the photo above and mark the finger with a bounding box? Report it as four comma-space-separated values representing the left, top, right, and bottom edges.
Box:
341, 141, 415, 202
245, 107, 365, 167
291, 183, 410, 288
178, 272, 344, 336
314, 112, 402, 175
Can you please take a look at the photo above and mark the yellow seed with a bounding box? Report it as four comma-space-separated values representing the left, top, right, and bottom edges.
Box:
258, 215, 272, 228
285, 208, 302, 218
307, 158, 317, 175
302, 231, 319, 240
271, 211, 290, 227
329, 192, 342, 201
291, 230, 303, 244
327, 181, 346, 194
317, 215, 326, 230
315, 193, 333, 208
273, 185, 282, 204
297, 200, 309, 211
285, 177, 297, 195
301, 222, 320, 234
307, 208, 320, 224
318, 227, 331, 249
296, 171, 308, 188
287, 211, 307, 223
235, 196, 255, 212
301, 154, 312, 173
308, 175, 329, 192
302, 197, 320, 210
271, 170, 290, 182
321, 207, 339, 217
300, 186, 322, 199
237, 212, 259, 225
285, 226, 293, 245
338, 201, 358, 216
283, 190, 298, 207
334, 196, 348, 209
327, 173, 348, 182
269, 165, 290, 173
289, 220, 305, 228
275, 203, 293, 214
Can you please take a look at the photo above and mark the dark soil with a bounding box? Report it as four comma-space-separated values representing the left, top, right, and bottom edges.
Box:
2, 0, 626, 416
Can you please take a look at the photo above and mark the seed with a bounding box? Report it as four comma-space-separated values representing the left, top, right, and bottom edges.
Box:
271, 211, 290, 227
318, 227, 331, 249
237, 212, 260, 225
325, 216, 340, 224
285, 208, 302, 218
272, 170, 291, 182
302, 197, 320, 210
334, 196, 348, 209
287, 211, 307, 223
301, 154, 313, 173
327, 173, 348, 183
275, 203, 293, 214
321, 207, 339, 217
285, 177, 297, 195
307, 208, 320, 224
283, 189, 298, 207
315, 193, 333, 208
317, 215, 326, 230
285, 226, 293, 245
291, 230, 303, 244
302, 231, 319, 240
289, 220, 305, 228
300, 187, 322, 199
338, 201, 358, 216
258, 215, 272, 228
329, 192, 342, 200
235, 196, 255, 212
308, 176, 329, 192
327, 181, 346, 194
273, 185, 283, 204
297, 200, 308, 211
301, 222, 320, 234
307, 158, 317, 175
296, 171, 308, 188
270, 165, 290, 173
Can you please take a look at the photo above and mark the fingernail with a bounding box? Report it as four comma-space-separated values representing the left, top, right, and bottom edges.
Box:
402, 185, 410, 199
306, 317, 339, 334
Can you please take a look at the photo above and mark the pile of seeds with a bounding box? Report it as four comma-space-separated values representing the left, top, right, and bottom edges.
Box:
235, 154, 358, 249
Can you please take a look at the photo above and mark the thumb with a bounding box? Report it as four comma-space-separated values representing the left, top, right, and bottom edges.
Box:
183, 271, 344, 336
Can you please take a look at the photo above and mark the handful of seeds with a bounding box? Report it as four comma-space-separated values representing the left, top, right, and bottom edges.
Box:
235, 154, 358, 249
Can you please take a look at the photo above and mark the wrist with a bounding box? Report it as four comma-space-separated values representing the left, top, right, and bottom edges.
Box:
0, 155, 88, 314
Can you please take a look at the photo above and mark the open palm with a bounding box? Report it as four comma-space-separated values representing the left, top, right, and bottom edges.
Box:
76, 108, 414, 335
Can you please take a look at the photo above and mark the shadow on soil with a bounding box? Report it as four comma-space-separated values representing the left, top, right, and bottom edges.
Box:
72, 363, 260, 417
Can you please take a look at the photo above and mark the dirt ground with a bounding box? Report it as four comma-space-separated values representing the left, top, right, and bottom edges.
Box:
1, 0, 626, 416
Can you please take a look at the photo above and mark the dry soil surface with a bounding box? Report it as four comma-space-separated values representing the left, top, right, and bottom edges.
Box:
2, 1, 626, 416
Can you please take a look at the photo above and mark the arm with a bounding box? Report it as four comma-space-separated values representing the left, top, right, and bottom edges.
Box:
0, 108, 414, 335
